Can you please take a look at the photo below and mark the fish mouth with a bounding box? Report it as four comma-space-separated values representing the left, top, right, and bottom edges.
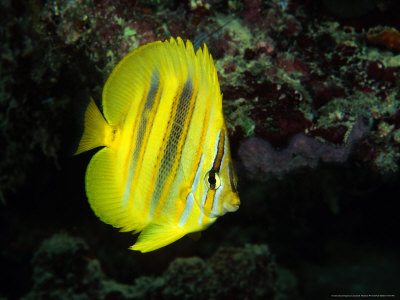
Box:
230, 202, 240, 212
224, 197, 240, 213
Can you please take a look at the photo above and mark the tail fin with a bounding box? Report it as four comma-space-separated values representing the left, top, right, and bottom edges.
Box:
75, 98, 113, 155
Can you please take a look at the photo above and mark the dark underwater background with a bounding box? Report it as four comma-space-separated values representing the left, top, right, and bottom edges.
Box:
1, 0, 400, 299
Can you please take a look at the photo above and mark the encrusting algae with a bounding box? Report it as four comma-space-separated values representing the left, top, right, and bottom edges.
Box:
75, 37, 240, 252
366, 28, 400, 51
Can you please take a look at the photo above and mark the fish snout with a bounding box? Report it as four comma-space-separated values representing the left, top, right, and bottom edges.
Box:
224, 195, 240, 213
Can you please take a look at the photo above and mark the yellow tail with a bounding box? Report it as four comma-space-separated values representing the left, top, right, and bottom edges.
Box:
75, 98, 114, 155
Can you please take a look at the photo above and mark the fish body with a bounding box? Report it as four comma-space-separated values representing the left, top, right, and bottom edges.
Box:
76, 37, 240, 252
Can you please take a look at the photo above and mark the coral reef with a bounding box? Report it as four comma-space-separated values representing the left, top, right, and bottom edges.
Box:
22, 232, 142, 299
238, 119, 368, 180
216, 2, 400, 172
22, 233, 297, 300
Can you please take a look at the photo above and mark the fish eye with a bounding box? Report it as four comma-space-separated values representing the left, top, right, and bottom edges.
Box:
204, 170, 221, 190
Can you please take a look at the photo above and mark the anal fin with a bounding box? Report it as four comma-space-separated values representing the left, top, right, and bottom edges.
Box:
130, 223, 186, 253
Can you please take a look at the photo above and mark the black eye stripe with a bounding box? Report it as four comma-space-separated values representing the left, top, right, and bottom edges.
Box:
205, 170, 219, 190
211, 130, 225, 172
208, 175, 216, 184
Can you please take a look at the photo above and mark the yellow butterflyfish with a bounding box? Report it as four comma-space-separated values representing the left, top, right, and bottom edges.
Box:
75, 37, 240, 252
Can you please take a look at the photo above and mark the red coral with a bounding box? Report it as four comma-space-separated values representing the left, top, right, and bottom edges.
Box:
367, 61, 397, 83
242, 0, 263, 25
274, 55, 309, 77
312, 85, 346, 109
309, 126, 348, 144
223, 61, 236, 74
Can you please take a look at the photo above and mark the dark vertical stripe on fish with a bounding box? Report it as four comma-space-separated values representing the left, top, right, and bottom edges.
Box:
204, 130, 225, 212
132, 70, 160, 163
211, 129, 225, 172
150, 78, 196, 216
122, 70, 160, 206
